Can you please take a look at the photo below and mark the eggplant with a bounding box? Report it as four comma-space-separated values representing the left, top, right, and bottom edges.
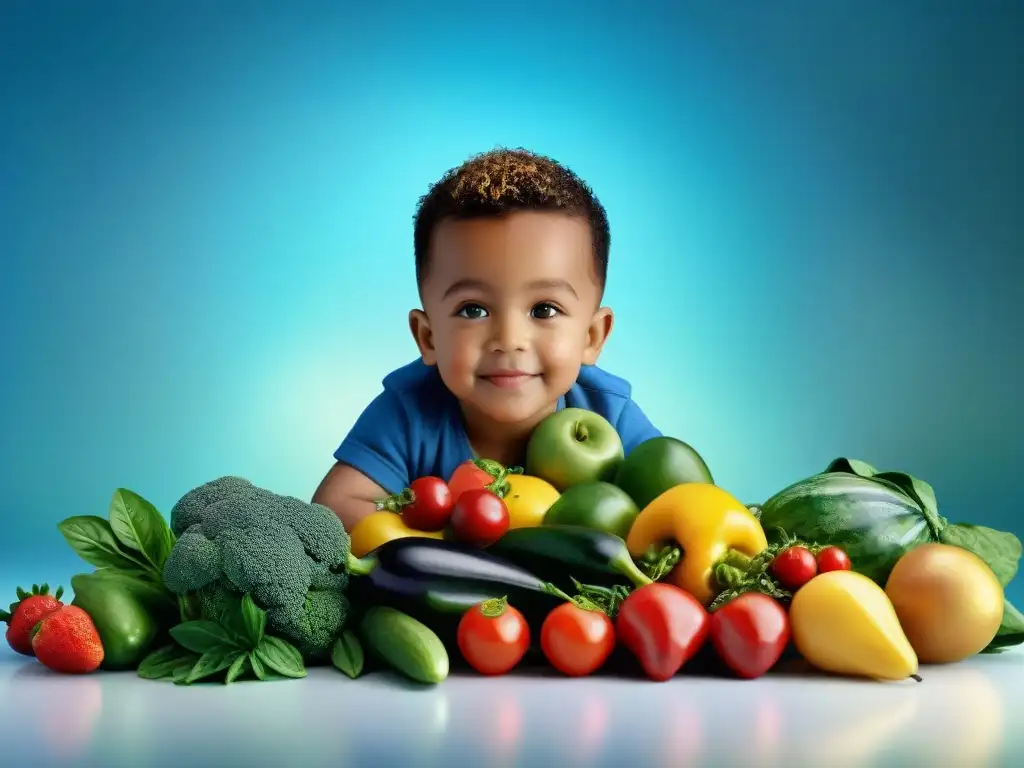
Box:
346, 538, 572, 642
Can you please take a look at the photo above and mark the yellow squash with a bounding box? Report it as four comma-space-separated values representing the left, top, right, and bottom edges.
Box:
625, 483, 768, 606
502, 474, 560, 529
790, 570, 918, 681
350, 511, 444, 557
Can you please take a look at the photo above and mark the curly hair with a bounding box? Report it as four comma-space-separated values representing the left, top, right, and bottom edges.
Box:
413, 148, 610, 292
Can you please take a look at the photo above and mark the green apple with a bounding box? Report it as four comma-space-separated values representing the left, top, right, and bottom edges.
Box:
525, 407, 624, 491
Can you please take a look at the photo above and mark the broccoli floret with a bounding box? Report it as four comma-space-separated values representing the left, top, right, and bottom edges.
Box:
161, 476, 354, 662
162, 524, 222, 593
169, 476, 255, 536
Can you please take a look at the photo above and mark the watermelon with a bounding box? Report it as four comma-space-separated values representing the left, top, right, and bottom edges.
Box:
757, 457, 1024, 652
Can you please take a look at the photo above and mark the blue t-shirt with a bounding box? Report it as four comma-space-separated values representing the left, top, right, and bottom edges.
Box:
333, 359, 661, 494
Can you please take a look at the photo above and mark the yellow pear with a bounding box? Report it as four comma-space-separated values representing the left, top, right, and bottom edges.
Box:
790, 570, 919, 681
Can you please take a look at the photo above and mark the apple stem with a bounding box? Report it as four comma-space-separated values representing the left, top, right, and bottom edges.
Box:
573, 422, 589, 442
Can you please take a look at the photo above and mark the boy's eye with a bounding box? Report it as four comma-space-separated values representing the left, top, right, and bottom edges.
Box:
456, 304, 488, 319
531, 303, 560, 319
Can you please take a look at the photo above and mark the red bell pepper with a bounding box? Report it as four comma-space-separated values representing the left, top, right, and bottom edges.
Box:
615, 583, 709, 682
708, 592, 790, 679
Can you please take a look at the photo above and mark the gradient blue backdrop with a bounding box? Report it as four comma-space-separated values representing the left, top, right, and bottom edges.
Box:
2, 1, 1021, 612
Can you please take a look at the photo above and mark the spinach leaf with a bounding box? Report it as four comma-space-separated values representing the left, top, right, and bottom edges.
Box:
331, 630, 365, 679
58, 515, 149, 573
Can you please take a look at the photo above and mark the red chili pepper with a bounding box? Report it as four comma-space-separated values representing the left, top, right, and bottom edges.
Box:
615, 583, 709, 682
709, 592, 790, 680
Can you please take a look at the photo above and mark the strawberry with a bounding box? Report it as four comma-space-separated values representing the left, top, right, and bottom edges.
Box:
0, 583, 66, 656
31, 605, 105, 674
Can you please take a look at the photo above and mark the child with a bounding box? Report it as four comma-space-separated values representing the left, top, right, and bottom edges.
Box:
313, 148, 662, 531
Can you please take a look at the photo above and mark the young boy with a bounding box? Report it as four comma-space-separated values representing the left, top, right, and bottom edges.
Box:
313, 148, 662, 531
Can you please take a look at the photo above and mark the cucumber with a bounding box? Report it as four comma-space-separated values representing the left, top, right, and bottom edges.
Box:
359, 606, 450, 684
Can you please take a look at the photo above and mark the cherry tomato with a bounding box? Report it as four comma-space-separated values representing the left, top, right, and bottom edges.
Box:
450, 488, 509, 547
771, 546, 817, 591
541, 602, 616, 677
709, 592, 790, 679
457, 597, 530, 675
448, 460, 500, 502
816, 546, 852, 573
400, 476, 454, 531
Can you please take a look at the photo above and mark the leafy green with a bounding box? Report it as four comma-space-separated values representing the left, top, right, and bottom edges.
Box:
255, 636, 307, 679
137, 644, 200, 680
331, 631, 365, 679
58, 515, 149, 574
108, 488, 174, 574
169, 620, 237, 654
939, 524, 1022, 587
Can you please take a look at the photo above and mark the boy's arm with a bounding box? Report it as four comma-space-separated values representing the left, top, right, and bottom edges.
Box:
313, 388, 413, 532
312, 462, 385, 533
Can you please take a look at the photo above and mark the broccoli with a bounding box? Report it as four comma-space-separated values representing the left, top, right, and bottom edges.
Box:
163, 476, 355, 662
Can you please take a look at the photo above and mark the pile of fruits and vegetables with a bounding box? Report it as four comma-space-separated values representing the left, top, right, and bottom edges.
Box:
4, 406, 1022, 688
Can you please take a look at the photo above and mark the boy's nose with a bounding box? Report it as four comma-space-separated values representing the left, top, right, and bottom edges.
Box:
490, 314, 529, 352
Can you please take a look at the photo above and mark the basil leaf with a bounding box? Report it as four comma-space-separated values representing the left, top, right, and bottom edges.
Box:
186, 648, 245, 684
225, 652, 249, 684
241, 594, 266, 648
255, 636, 307, 679
57, 515, 148, 573
172, 663, 195, 685
940, 523, 1022, 587
137, 644, 199, 681
331, 631, 364, 679
249, 650, 268, 681
108, 488, 173, 573
169, 620, 239, 654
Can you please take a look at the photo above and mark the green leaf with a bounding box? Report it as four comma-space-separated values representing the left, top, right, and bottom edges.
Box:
939, 524, 1022, 587
331, 630, 364, 679
58, 515, 148, 573
137, 644, 200, 681
240, 594, 266, 648
983, 600, 1024, 652
108, 488, 173, 574
249, 650, 268, 681
169, 620, 240, 654
186, 648, 245, 684
825, 458, 880, 477
172, 663, 195, 685
225, 652, 249, 684
255, 636, 307, 679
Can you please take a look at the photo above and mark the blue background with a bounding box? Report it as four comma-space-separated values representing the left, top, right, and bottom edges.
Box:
1, 0, 1021, 614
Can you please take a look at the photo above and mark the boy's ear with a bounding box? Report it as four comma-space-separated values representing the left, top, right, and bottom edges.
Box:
409, 309, 437, 365
582, 306, 614, 366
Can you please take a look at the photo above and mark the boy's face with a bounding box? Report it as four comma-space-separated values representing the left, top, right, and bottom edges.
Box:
411, 211, 613, 426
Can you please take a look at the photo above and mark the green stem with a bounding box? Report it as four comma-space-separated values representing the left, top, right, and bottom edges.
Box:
375, 487, 415, 513
346, 552, 377, 578
480, 596, 508, 617
540, 582, 574, 602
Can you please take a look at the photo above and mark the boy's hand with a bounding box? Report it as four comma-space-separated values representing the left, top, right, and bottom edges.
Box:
312, 462, 388, 533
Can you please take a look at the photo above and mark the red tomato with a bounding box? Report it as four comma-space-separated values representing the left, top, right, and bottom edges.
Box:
400, 476, 454, 531
457, 597, 530, 675
541, 602, 616, 677
816, 546, 852, 573
709, 592, 790, 679
450, 488, 509, 547
448, 460, 499, 502
771, 546, 817, 591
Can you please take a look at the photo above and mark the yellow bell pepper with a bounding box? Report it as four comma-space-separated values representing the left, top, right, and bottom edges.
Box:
350, 511, 444, 557
625, 483, 768, 606
503, 474, 560, 529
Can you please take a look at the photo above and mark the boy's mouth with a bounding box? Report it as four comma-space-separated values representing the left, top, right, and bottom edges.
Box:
478, 369, 540, 389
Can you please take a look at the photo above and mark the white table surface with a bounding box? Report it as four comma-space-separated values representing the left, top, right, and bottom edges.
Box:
1, 644, 1021, 767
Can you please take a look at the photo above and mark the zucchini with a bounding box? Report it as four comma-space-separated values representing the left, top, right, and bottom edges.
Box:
359, 606, 449, 684
757, 469, 939, 585
487, 525, 652, 589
